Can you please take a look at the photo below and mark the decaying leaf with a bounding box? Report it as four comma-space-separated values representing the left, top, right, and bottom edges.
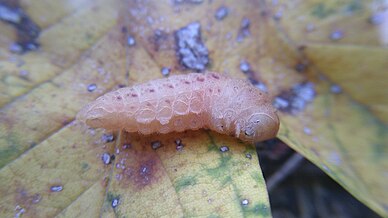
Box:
0, 0, 387, 217
0, 0, 271, 217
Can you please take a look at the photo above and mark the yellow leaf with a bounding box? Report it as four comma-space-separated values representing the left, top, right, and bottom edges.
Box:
264, 0, 388, 216
0, 0, 271, 217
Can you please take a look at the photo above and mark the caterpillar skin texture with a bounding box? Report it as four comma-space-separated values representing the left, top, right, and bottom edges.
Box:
77, 72, 280, 143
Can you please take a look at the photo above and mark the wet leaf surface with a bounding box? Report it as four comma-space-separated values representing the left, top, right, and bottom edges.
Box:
0, 0, 271, 217
0, 0, 387, 217
265, 0, 388, 216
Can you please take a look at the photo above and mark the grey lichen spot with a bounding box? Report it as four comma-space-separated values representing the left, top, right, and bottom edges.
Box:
101, 152, 111, 165
127, 35, 136, 46
151, 141, 162, 150
215, 6, 229, 21
50, 185, 63, 192
87, 83, 97, 92
273, 97, 290, 110
292, 82, 315, 106
274, 82, 316, 114
219, 145, 229, 152
175, 22, 209, 71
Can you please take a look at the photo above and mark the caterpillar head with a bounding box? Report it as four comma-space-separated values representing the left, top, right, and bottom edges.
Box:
236, 110, 280, 143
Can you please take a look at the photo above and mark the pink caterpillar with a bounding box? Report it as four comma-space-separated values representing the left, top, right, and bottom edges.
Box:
77, 72, 279, 142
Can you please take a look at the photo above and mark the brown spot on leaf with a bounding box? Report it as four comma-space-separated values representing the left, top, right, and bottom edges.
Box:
150, 29, 171, 52
118, 150, 162, 190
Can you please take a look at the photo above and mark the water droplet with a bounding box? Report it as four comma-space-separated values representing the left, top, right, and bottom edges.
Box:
176, 143, 184, 151
161, 67, 171, 77
87, 83, 97, 92
19, 70, 29, 77
303, 127, 312, 135
102, 133, 114, 143
330, 84, 342, 94
151, 141, 162, 150
115, 174, 123, 181
239, 60, 250, 73
50, 185, 63, 192
305, 23, 315, 32
14, 205, 25, 218
273, 10, 283, 20
32, 194, 41, 204
127, 36, 136, 46
250, 79, 268, 93
101, 153, 111, 165
241, 18, 250, 29
241, 199, 249, 206
330, 30, 344, 41
174, 139, 182, 145
368, 13, 384, 25
215, 6, 229, 21
219, 146, 229, 152
122, 143, 131, 149
175, 139, 184, 151
9, 43, 22, 53
112, 198, 119, 208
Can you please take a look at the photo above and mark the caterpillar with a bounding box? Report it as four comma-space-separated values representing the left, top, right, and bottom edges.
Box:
77, 72, 279, 142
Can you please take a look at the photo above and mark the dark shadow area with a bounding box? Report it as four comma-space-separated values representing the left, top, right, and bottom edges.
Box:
257, 139, 380, 218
